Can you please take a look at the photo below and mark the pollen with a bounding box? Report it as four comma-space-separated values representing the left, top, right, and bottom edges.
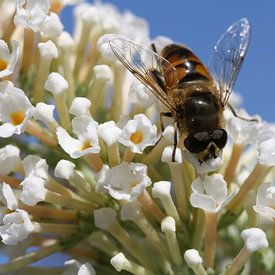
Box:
10, 111, 25, 126
81, 140, 92, 151
130, 131, 143, 144
0, 59, 8, 71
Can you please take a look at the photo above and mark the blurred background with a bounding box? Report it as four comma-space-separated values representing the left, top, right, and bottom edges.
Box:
62, 0, 275, 123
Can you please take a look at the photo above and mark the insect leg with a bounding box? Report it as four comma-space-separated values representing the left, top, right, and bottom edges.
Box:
151, 43, 157, 53
228, 103, 258, 122
160, 112, 173, 131
172, 121, 178, 162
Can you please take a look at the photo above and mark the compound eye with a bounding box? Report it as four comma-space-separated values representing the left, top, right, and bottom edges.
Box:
212, 129, 227, 149
184, 132, 210, 153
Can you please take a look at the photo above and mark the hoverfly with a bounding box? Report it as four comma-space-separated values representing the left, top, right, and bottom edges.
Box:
109, 18, 252, 163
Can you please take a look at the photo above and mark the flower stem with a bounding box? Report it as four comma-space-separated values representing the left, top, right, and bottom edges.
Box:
84, 153, 103, 172
45, 191, 96, 212
138, 190, 165, 222
226, 163, 270, 212
22, 29, 35, 73
0, 242, 62, 273
108, 143, 121, 167
224, 246, 250, 275
0, 174, 21, 188
123, 147, 134, 162
224, 143, 245, 187
169, 163, 188, 221
192, 208, 204, 250
25, 120, 58, 148
35, 222, 77, 236
204, 211, 218, 269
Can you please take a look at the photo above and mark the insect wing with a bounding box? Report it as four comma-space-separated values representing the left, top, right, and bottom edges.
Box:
208, 18, 250, 106
109, 36, 179, 110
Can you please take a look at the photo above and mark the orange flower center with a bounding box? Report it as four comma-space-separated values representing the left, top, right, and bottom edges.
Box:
0, 59, 8, 71
10, 111, 26, 125
50, 0, 63, 14
81, 140, 92, 151
130, 131, 143, 144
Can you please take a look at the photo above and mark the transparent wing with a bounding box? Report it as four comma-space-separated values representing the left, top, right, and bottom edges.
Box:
208, 18, 251, 106
109, 35, 179, 111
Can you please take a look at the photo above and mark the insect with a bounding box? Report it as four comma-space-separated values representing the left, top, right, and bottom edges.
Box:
109, 18, 252, 163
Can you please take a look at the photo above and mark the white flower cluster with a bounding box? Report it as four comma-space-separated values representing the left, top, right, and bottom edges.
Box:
0, 1, 274, 274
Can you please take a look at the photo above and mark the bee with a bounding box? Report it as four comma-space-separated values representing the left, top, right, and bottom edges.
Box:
109, 18, 252, 163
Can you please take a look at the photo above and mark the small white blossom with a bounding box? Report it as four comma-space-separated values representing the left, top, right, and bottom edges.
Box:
40, 12, 63, 39
184, 150, 223, 174
119, 114, 158, 154
22, 155, 48, 179
226, 109, 261, 144
56, 115, 100, 158
20, 175, 47, 206
253, 182, 275, 222
0, 145, 21, 175
0, 183, 18, 211
94, 164, 110, 193
128, 79, 156, 108
57, 31, 75, 49
100, 162, 151, 201
190, 174, 232, 212
184, 249, 203, 267
0, 81, 34, 138
120, 201, 142, 222
38, 40, 58, 59
94, 207, 117, 231
110, 253, 130, 272
69, 97, 91, 117
161, 216, 176, 233
63, 259, 95, 275
34, 103, 57, 127
0, 40, 20, 78
257, 137, 275, 166
14, 0, 50, 33
241, 227, 268, 253
0, 209, 36, 245
97, 34, 117, 61
54, 159, 75, 180
98, 121, 122, 146
45, 72, 68, 96
93, 64, 113, 82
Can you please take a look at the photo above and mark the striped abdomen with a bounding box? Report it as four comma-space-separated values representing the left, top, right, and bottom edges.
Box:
161, 44, 214, 88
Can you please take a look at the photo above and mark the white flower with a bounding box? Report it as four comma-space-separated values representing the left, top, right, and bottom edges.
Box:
22, 155, 48, 179
38, 40, 58, 59
184, 249, 203, 268
94, 207, 117, 231
40, 12, 63, 39
184, 149, 223, 174
119, 114, 158, 153
14, 0, 50, 33
98, 121, 122, 146
0, 183, 18, 211
0, 81, 34, 138
110, 253, 131, 272
190, 174, 232, 212
257, 137, 275, 166
128, 79, 156, 108
45, 72, 68, 96
93, 64, 112, 82
69, 97, 91, 117
226, 109, 261, 144
161, 146, 182, 163
34, 103, 58, 128
241, 227, 268, 253
94, 164, 110, 193
0, 40, 20, 78
63, 259, 95, 275
56, 115, 100, 158
0, 145, 21, 175
101, 162, 151, 201
0, 209, 36, 245
20, 175, 47, 206
253, 182, 275, 222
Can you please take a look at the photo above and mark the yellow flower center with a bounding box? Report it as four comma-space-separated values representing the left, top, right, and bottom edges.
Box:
130, 131, 143, 144
10, 111, 25, 125
0, 59, 8, 71
50, 0, 63, 14
81, 140, 92, 151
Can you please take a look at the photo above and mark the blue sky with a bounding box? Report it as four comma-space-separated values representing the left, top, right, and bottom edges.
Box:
63, 0, 275, 122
